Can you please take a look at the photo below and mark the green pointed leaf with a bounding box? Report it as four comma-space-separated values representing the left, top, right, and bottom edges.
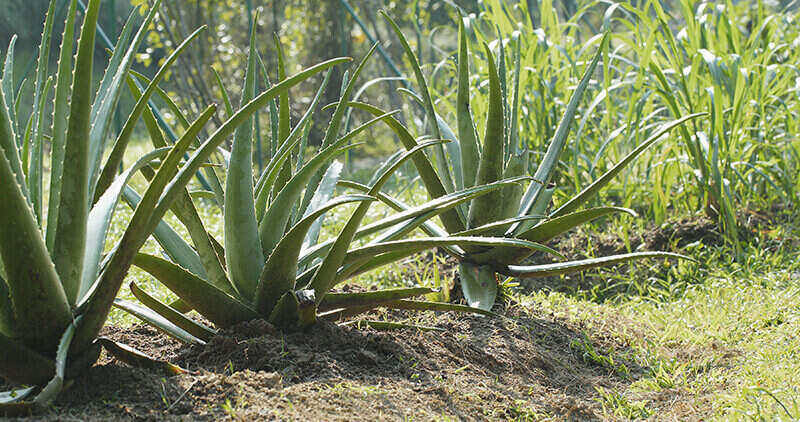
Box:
385, 299, 500, 317
95, 24, 205, 200
345, 101, 466, 234
255, 195, 374, 315
79, 147, 171, 302
499, 252, 691, 278
381, 11, 455, 194
0, 332, 55, 385
318, 287, 435, 312
511, 32, 609, 236
45, 0, 78, 252
551, 113, 705, 218
51, 0, 102, 303
130, 281, 215, 341
457, 17, 480, 189
113, 298, 203, 345
0, 149, 71, 354
133, 253, 258, 328
468, 43, 506, 230
225, 19, 263, 298
121, 187, 206, 279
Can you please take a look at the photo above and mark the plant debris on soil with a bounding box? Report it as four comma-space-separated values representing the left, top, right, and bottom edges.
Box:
4, 305, 650, 421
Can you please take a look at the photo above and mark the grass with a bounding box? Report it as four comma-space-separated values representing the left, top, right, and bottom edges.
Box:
518, 214, 800, 420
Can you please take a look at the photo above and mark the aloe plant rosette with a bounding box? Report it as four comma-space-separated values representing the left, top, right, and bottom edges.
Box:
343, 13, 702, 311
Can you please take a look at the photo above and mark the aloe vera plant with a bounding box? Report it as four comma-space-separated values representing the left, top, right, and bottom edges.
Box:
118, 22, 553, 342
0, 0, 353, 409
344, 13, 703, 311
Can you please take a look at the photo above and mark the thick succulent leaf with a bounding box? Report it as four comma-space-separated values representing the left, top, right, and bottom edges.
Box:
0, 387, 35, 405
345, 101, 466, 234
504, 252, 692, 278
330, 180, 461, 259
300, 177, 529, 267
98, 337, 186, 375
32, 315, 82, 409
309, 140, 448, 299
498, 252, 690, 278
0, 150, 71, 354
133, 253, 258, 328
472, 207, 636, 266
511, 32, 609, 236
301, 161, 343, 250
76, 59, 349, 349
95, 25, 205, 200
27, 0, 59, 223
225, 21, 263, 298
258, 111, 393, 255
467, 43, 506, 230
113, 297, 205, 345
71, 105, 217, 352
0, 333, 55, 385
129, 81, 232, 295
298, 45, 379, 233
0, 276, 15, 337
551, 113, 705, 217
343, 320, 445, 332
121, 187, 206, 279
79, 147, 170, 303
129, 281, 215, 342
211, 67, 234, 117
384, 299, 500, 317
87, 1, 163, 197
254, 195, 374, 315
381, 11, 455, 194
318, 287, 435, 312
458, 262, 497, 311
51, 0, 102, 303
335, 236, 561, 286
45, 0, 78, 252
1, 36, 16, 125
451, 215, 544, 237
0, 54, 27, 203
457, 17, 480, 189
254, 70, 332, 221
500, 150, 528, 220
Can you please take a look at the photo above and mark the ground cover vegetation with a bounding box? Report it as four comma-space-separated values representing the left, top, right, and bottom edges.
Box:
1, 0, 799, 419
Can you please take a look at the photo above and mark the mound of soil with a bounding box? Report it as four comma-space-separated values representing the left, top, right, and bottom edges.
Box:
6, 307, 642, 421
